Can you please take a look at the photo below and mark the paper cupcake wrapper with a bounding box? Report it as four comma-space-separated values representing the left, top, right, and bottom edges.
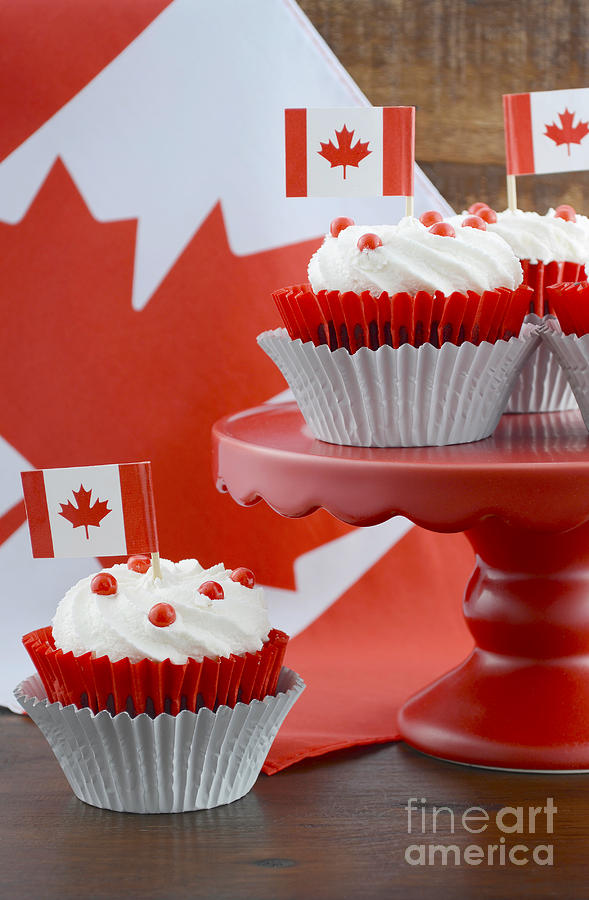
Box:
23, 626, 289, 717
537, 328, 589, 431
545, 280, 589, 337
258, 328, 539, 447
15, 668, 304, 813
273, 284, 532, 353
504, 315, 577, 413
520, 260, 585, 316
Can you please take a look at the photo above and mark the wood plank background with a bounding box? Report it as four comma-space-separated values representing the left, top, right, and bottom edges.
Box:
299, 0, 589, 214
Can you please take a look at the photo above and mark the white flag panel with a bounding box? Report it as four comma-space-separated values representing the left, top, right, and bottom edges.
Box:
43, 465, 126, 558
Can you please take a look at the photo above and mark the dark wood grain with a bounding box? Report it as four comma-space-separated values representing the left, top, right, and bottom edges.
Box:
2, 712, 589, 900
299, 0, 589, 211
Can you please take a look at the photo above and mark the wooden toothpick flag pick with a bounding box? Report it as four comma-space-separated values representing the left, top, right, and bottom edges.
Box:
503, 88, 589, 210
285, 106, 415, 215
21, 461, 160, 576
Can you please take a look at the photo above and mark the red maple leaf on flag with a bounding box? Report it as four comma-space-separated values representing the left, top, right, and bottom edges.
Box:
59, 485, 111, 539
317, 124, 371, 178
544, 108, 589, 156
0, 159, 350, 586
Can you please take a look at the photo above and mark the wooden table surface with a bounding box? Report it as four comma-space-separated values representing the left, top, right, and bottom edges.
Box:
2, 709, 589, 900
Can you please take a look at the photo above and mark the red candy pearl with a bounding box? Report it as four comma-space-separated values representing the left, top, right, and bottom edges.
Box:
428, 222, 456, 238
555, 205, 576, 222
468, 201, 489, 215
198, 581, 224, 601
230, 567, 256, 589
330, 216, 354, 238
91, 572, 117, 595
462, 215, 487, 231
478, 207, 497, 224
148, 602, 176, 627
419, 210, 443, 227
357, 233, 383, 251
127, 555, 151, 574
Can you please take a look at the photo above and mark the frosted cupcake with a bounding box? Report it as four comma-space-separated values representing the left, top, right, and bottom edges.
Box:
539, 281, 589, 433
23, 556, 288, 714
275, 214, 529, 351
454, 203, 589, 412
16, 557, 303, 812
260, 215, 535, 447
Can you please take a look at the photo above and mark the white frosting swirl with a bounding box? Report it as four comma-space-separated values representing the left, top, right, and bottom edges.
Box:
307, 217, 523, 297
449, 209, 589, 265
51, 558, 272, 665
565, 210, 589, 254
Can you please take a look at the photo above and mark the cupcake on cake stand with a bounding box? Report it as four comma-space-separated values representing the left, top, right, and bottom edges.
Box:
213, 402, 589, 772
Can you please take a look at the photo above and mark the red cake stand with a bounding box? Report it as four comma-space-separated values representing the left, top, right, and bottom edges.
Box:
213, 402, 589, 771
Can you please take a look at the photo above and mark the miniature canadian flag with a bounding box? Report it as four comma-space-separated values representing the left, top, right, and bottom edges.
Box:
21, 462, 158, 558
285, 106, 415, 197
504, 88, 589, 175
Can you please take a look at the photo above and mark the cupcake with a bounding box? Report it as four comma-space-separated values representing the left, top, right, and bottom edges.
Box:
16, 557, 303, 812
455, 203, 589, 413
539, 281, 589, 432
261, 215, 535, 447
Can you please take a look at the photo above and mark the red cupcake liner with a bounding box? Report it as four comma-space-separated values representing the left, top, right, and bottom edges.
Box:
545, 281, 589, 337
520, 260, 586, 316
273, 283, 533, 352
22, 626, 289, 717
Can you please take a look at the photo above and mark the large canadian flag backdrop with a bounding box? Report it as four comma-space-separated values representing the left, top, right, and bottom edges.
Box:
0, 0, 474, 768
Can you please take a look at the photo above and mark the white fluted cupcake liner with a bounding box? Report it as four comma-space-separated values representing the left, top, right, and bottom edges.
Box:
538, 328, 589, 431
258, 328, 539, 447
15, 667, 304, 813
505, 315, 577, 413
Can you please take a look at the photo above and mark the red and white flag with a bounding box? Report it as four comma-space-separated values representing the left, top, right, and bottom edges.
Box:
504, 88, 589, 176
285, 106, 415, 198
21, 462, 158, 558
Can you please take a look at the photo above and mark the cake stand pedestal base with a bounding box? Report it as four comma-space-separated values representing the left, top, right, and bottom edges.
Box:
400, 518, 589, 770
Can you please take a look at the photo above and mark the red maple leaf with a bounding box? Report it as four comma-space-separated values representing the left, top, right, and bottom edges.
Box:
0, 159, 350, 587
0, 0, 173, 164
544, 108, 589, 156
59, 485, 111, 539
317, 124, 371, 179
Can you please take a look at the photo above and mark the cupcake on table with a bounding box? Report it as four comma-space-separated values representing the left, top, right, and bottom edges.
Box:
450, 202, 589, 413
17, 556, 302, 813
261, 212, 535, 448
17, 461, 304, 812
